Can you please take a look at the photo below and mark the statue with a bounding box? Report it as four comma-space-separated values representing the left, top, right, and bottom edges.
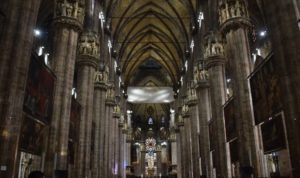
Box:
230, 5, 236, 18
66, 2, 74, 17
79, 39, 90, 55
199, 69, 209, 80
236, 1, 242, 17
182, 104, 189, 115
77, 7, 84, 23
94, 71, 104, 83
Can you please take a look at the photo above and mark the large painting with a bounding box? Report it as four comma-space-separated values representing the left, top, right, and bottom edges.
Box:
261, 113, 286, 153
224, 99, 237, 141
23, 55, 55, 124
20, 116, 47, 154
250, 55, 282, 124
68, 97, 81, 164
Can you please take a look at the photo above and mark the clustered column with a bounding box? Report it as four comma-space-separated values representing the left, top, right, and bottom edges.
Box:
45, 0, 85, 176
194, 67, 212, 178
181, 104, 192, 177
186, 86, 201, 178
112, 104, 121, 178
92, 70, 108, 178
0, 1, 41, 177
204, 32, 228, 177
177, 113, 187, 178
76, 31, 99, 178
219, 0, 261, 177
105, 84, 116, 178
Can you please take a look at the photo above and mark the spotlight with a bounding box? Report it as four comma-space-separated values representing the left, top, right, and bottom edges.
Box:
259, 31, 267, 37
34, 29, 41, 37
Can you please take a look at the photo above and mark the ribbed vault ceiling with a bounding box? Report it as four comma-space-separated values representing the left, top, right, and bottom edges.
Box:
106, 0, 196, 86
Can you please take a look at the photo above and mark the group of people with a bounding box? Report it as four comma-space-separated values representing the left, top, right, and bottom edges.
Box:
28, 171, 44, 178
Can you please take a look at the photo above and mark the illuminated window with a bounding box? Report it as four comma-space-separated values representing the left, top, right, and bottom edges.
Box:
148, 117, 153, 125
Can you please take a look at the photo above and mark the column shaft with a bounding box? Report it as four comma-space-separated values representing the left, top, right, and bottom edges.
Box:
205, 38, 229, 177
0, 1, 41, 177
220, 6, 260, 175
176, 130, 182, 178
189, 103, 201, 178
76, 31, 99, 178
196, 81, 212, 178
178, 125, 186, 177
92, 79, 106, 178
45, 1, 85, 176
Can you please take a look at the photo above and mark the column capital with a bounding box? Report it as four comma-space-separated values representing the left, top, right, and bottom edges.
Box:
181, 104, 190, 118
195, 80, 210, 89
113, 105, 121, 118
53, 0, 85, 31
77, 32, 100, 68
94, 70, 108, 87
194, 68, 210, 89
204, 32, 226, 68
176, 114, 184, 127
118, 115, 125, 128
218, 0, 252, 34
186, 86, 198, 106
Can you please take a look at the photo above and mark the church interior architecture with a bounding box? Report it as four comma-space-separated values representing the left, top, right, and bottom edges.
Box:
0, 0, 300, 178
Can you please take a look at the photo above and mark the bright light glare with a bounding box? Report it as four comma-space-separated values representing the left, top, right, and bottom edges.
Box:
38, 46, 44, 56
127, 87, 174, 103
259, 31, 267, 37
34, 29, 41, 36
161, 141, 167, 146
44, 53, 49, 65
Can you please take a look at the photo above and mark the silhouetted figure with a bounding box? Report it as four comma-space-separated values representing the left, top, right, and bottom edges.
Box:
28, 171, 45, 178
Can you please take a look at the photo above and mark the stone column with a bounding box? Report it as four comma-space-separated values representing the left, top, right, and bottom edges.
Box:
181, 104, 193, 178
76, 31, 99, 178
195, 69, 212, 178
140, 145, 146, 176
118, 115, 126, 178
156, 146, 162, 176
105, 84, 115, 178
171, 141, 177, 165
175, 128, 182, 178
204, 32, 229, 177
261, 0, 300, 176
187, 86, 201, 178
93, 70, 107, 178
169, 130, 178, 175
219, 1, 260, 177
112, 105, 121, 178
45, 0, 85, 176
177, 114, 186, 178
0, 1, 41, 178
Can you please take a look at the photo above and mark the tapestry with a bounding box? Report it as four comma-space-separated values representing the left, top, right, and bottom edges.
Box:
20, 116, 47, 154
23, 55, 55, 124
261, 113, 286, 153
250, 55, 282, 124
224, 99, 237, 141
68, 97, 81, 164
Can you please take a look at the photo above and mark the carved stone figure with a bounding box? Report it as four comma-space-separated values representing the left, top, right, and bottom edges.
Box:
199, 69, 209, 80
66, 3, 74, 17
